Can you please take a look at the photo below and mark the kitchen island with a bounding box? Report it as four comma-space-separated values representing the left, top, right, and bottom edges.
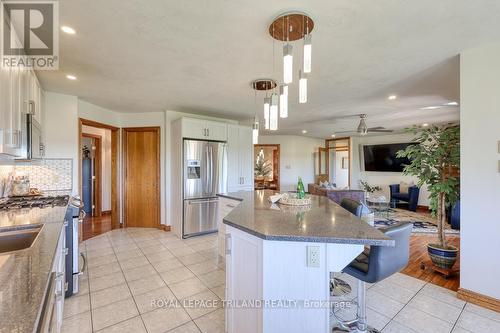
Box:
219, 190, 393, 333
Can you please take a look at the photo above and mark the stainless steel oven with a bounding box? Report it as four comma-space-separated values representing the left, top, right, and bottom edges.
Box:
65, 196, 86, 297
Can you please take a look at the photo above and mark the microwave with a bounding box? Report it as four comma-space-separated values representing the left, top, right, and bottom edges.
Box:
19, 112, 44, 160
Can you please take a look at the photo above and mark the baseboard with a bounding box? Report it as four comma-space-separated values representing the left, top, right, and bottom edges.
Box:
416, 205, 430, 212
457, 288, 500, 312
159, 225, 171, 232
102, 210, 112, 215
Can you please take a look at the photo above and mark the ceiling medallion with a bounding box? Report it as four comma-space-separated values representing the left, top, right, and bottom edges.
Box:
252, 79, 277, 91
268, 12, 315, 42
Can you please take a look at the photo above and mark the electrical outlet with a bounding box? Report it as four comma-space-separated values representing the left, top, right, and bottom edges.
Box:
307, 246, 320, 267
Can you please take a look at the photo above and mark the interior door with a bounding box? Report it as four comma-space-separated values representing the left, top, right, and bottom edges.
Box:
124, 127, 160, 228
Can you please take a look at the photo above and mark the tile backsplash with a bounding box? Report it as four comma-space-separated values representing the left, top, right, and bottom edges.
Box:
0, 159, 73, 197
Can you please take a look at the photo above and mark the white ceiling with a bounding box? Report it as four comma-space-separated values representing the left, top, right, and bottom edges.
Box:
38, 0, 500, 138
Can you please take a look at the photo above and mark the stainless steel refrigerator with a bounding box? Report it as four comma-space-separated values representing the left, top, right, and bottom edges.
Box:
183, 139, 227, 238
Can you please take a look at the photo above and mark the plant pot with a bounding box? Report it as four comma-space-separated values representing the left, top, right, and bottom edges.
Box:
427, 244, 458, 269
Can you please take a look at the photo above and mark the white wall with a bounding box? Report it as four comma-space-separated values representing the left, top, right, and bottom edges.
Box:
333, 150, 349, 188
44, 92, 79, 194
258, 135, 324, 191
460, 43, 500, 300
351, 133, 430, 206
82, 125, 112, 211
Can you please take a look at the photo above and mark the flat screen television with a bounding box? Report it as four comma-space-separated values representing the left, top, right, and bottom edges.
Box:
363, 143, 413, 172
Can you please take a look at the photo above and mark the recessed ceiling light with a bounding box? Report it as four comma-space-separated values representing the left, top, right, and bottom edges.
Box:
388, 95, 397, 100
66, 74, 77, 80
444, 101, 458, 106
422, 123, 429, 127
302, 130, 308, 134
331, 134, 336, 138
61, 26, 76, 34
421, 106, 441, 110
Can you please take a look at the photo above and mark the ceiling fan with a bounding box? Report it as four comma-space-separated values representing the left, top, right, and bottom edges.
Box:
330, 114, 394, 136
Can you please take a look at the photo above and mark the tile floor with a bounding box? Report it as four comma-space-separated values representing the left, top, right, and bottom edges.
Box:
62, 227, 500, 333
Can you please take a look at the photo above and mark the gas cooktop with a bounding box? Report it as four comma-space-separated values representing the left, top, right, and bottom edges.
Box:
0, 196, 69, 210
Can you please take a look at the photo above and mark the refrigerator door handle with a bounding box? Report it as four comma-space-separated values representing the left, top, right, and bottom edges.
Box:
209, 145, 214, 193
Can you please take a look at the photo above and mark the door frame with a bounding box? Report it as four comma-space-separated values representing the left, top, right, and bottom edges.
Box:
81, 133, 102, 217
253, 144, 280, 191
78, 118, 120, 229
324, 137, 352, 187
123, 126, 161, 228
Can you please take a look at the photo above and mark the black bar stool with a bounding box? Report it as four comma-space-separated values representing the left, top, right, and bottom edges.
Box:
332, 222, 412, 333
331, 198, 365, 297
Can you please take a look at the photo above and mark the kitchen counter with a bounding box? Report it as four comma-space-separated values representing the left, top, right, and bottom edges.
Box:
220, 190, 393, 246
0, 205, 68, 333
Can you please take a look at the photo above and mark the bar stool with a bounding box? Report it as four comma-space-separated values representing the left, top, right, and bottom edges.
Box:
332, 222, 412, 333
331, 198, 365, 296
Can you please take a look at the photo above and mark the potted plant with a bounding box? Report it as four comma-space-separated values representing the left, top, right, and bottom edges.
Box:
397, 125, 460, 269
359, 180, 382, 198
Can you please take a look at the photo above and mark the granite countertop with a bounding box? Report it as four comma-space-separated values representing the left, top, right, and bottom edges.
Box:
219, 190, 394, 246
0, 205, 68, 333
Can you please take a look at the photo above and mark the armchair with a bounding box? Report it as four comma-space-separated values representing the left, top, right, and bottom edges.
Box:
389, 184, 420, 211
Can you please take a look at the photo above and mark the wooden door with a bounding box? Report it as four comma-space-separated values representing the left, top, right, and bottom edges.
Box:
124, 127, 160, 228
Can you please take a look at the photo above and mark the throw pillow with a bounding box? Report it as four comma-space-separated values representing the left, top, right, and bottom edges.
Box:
320, 180, 329, 188
399, 182, 413, 193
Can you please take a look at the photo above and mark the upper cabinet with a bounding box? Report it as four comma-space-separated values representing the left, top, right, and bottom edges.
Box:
181, 118, 227, 141
227, 124, 254, 192
0, 24, 44, 158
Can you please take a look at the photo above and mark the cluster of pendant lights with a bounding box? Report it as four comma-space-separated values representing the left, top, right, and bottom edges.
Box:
252, 13, 314, 144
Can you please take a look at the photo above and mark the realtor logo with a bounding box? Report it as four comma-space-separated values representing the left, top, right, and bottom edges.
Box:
1, 0, 59, 69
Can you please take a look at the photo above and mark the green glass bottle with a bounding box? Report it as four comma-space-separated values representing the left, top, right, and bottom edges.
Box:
297, 177, 305, 199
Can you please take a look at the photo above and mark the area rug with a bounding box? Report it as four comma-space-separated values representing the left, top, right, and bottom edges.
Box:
373, 208, 460, 235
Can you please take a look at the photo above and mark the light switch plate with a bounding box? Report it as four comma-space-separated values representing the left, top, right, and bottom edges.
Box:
307, 246, 320, 267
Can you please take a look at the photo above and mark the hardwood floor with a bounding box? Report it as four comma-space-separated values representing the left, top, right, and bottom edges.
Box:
82, 214, 112, 241
402, 234, 460, 291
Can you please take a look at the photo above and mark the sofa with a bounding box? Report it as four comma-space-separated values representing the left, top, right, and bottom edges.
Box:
389, 184, 420, 212
308, 183, 366, 204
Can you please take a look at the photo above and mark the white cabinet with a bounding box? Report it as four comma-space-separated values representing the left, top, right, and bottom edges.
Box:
217, 196, 240, 258
28, 70, 43, 126
227, 125, 254, 192
181, 117, 227, 141
0, 55, 22, 157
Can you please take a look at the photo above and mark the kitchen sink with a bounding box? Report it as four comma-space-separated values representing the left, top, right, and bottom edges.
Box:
0, 225, 42, 254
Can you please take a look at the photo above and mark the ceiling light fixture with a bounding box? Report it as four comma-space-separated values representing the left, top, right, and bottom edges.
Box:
61, 26, 76, 34
279, 85, 288, 118
283, 44, 293, 84
422, 123, 429, 127
252, 119, 259, 144
302, 130, 308, 134
303, 33, 312, 73
444, 101, 459, 106
264, 97, 271, 130
331, 134, 336, 138
66, 74, 77, 80
270, 93, 279, 131
388, 95, 397, 100
269, 12, 315, 106
420, 106, 441, 110
252, 79, 277, 132
299, 70, 307, 103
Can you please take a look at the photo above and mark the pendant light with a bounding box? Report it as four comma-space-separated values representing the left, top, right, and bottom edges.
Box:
299, 70, 307, 103
252, 118, 259, 144
270, 93, 279, 131
283, 44, 293, 84
303, 33, 312, 73
264, 96, 271, 130
279, 85, 288, 118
